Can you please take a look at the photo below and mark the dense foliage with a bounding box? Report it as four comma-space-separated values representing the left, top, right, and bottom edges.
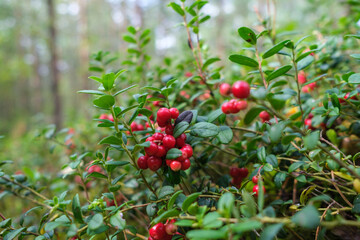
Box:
2, 0, 360, 239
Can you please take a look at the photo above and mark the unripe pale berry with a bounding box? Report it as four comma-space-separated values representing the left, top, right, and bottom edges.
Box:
232, 81, 250, 99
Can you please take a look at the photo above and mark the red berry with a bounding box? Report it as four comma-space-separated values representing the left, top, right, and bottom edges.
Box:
107, 114, 114, 122
165, 223, 177, 235
157, 119, 169, 128
229, 99, 239, 113
219, 83, 231, 96
253, 184, 265, 197
252, 176, 258, 184
298, 72, 307, 84
130, 122, 138, 131
147, 156, 162, 171
137, 156, 148, 169
153, 132, 164, 141
308, 82, 317, 90
149, 223, 166, 240
259, 111, 270, 122
169, 108, 179, 119
170, 161, 182, 172
165, 124, 174, 135
146, 136, 155, 142
182, 144, 193, 158
157, 108, 171, 123
231, 177, 243, 185
302, 86, 310, 93
232, 81, 250, 99
305, 118, 315, 130
308, 113, 314, 119
176, 133, 187, 148
238, 168, 249, 178
166, 159, 172, 166
221, 102, 232, 114
235, 100, 248, 111
181, 159, 191, 170
155, 145, 167, 158
99, 114, 108, 120
137, 124, 144, 131
229, 167, 240, 178
145, 142, 159, 156
87, 165, 102, 174
163, 135, 176, 149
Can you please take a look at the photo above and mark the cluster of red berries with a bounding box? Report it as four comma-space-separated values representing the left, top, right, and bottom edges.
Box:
229, 166, 249, 188
259, 111, 271, 123
149, 220, 178, 240
252, 175, 265, 197
137, 108, 193, 172
298, 72, 317, 93
130, 122, 145, 132
220, 81, 250, 114
339, 92, 358, 104
99, 113, 114, 122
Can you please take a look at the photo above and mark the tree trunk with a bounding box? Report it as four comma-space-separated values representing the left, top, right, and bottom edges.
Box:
47, 0, 62, 128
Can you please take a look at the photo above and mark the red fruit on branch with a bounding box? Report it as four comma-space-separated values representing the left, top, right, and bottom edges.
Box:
235, 100, 248, 111
252, 176, 258, 184
137, 156, 148, 169
145, 142, 159, 156
182, 144, 193, 157
153, 132, 164, 141
232, 81, 250, 99
149, 223, 166, 240
147, 156, 162, 171
253, 184, 266, 197
163, 135, 176, 149
169, 108, 179, 119
170, 161, 182, 172
157, 108, 171, 123
229, 167, 240, 178
155, 145, 167, 158
259, 111, 270, 122
176, 133, 187, 148
298, 71, 307, 84
181, 159, 191, 170
221, 102, 232, 114
219, 83, 231, 96
165, 124, 174, 135
238, 168, 249, 178
165, 223, 177, 235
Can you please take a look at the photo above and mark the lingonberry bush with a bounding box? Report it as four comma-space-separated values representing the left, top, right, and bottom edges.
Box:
2, 0, 360, 239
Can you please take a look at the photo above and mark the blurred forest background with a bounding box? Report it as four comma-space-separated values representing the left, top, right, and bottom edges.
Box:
0, 0, 354, 135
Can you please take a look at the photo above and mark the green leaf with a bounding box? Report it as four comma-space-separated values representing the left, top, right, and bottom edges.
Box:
274, 172, 287, 188
202, 57, 221, 70
238, 27, 257, 45
269, 122, 285, 143
173, 122, 190, 138
187, 230, 226, 239
291, 205, 320, 229
303, 131, 319, 150
93, 95, 115, 109
78, 90, 105, 95
241, 190, 256, 217
72, 194, 84, 223
352, 195, 360, 214
229, 54, 258, 67
105, 160, 129, 166
190, 122, 219, 138
288, 161, 305, 173
102, 73, 115, 91
267, 65, 292, 81
244, 107, 264, 124
350, 54, 360, 60
4, 227, 26, 240
0, 218, 12, 228
166, 148, 183, 159
168, 191, 183, 210
266, 155, 278, 168
262, 40, 290, 59
348, 73, 360, 84
232, 220, 263, 233
202, 212, 223, 229
260, 223, 284, 240
159, 186, 175, 199
257, 146, 266, 162
152, 209, 180, 224
99, 136, 122, 145
182, 192, 201, 212
110, 212, 126, 230
207, 109, 224, 123
123, 35, 137, 43
217, 126, 233, 144
169, 2, 185, 16
113, 84, 137, 96
86, 172, 107, 179
297, 55, 314, 70
217, 192, 234, 217
88, 213, 104, 230
295, 35, 311, 48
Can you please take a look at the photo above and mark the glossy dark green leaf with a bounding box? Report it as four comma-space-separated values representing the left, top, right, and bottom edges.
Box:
182, 192, 201, 212
173, 122, 190, 138
166, 148, 183, 159
267, 65, 292, 81
229, 54, 258, 67
93, 95, 115, 109
244, 107, 264, 125
217, 126, 233, 144
238, 27, 257, 45
190, 122, 219, 138
72, 194, 84, 223
262, 40, 290, 59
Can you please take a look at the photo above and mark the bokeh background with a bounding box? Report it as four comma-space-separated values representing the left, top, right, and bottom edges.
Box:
0, 0, 350, 134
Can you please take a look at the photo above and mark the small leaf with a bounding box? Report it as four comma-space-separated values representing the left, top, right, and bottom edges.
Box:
267, 65, 292, 81
110, 212, 126, 230
99, 136, 122, 145
348, 73, 360, 84
88, 213, 104, 231
173, 122, 190, 138
182, 192, 201, 212
166, 148, 183, 159
238, 27, 257, 45
291, 205, 320, 229
297, 55, 314, 70
113, 85, 137, 97
303, 131, 320, 150
158, 186, 175, 199
72, 194, 84, 223
262, 40, 290, 59
202, 57, 221, 70
217, 126, 233, 144
169, 2, 185, 16
244, 107, 264, 125
260, 223, 284, 240
93, 95, 115, 109
190, 122, 219, 138
229, 54, 258, 67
